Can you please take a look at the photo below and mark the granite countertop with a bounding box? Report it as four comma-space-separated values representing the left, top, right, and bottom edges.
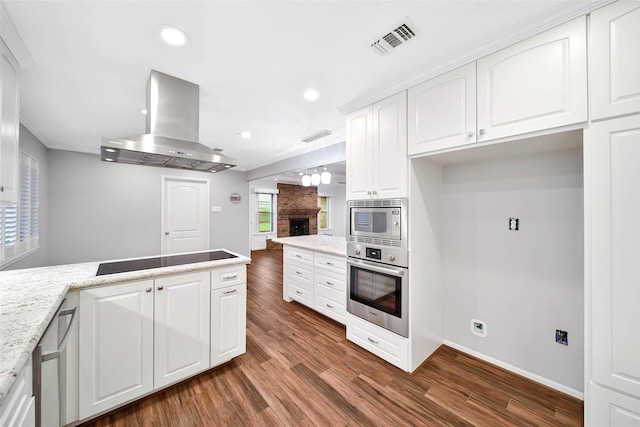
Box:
272, 234, 347, 257
0, 249, 250, 407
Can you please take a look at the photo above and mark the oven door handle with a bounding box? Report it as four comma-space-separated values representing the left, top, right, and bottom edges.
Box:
347, 258, 405, 277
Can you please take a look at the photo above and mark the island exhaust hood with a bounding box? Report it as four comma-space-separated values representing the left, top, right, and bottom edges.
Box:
101, 70, 237, 172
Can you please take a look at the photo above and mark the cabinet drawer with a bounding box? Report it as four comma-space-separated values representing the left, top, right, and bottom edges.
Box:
287, 262, 312, 284
211, 265, 246, 289
315, 270, 346, 294
347, 314, 409, 371
289, 283, 313, 308
314, 253, 346, 274
0, 356, 34, 427
315, 294, 346, 325
286, 247, 313, 264
315, 280, 345, 305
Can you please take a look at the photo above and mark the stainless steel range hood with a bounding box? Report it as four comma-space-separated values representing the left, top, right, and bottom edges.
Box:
101, 70, 237, 172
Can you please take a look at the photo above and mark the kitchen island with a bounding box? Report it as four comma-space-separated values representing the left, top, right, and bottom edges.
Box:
0, 249, 250, 422
273, 235, 347, 324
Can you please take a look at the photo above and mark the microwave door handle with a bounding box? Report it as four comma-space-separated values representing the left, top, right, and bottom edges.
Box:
348, 259, 404, 277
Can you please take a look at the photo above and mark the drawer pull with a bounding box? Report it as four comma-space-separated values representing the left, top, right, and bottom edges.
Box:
326, 304, 334, 309
295, 254, 302, 258
326, 281, 334, 286
295, 270, 302, 275
325, 262, 335, 266
295, 290, 303, 295
145, 287, 152, 293
367, 337, 379, 345
223, 289, 237, 295
222, 273, 238, 280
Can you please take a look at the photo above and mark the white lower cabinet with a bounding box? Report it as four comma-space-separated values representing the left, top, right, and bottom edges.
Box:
590, 382, 640, 427
211, 283, 247, 366
211, 263, 247, 367
313, 253, 347, 324
0, 356, 35, 427
346, 314, 409, 371
79, 271, 211, 420
283, 246, 347, 325
154, 272, 211, 389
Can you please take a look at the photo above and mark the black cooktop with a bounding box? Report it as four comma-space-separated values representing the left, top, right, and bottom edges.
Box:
96, 250, 238, 276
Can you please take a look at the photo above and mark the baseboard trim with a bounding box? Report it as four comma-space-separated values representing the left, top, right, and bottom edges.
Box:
442, 340, 584, 400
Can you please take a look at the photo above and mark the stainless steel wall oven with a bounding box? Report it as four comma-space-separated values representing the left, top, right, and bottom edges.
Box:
347, 199, 408, 337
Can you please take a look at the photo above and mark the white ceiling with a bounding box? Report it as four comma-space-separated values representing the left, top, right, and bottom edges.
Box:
3, 0, 604, 171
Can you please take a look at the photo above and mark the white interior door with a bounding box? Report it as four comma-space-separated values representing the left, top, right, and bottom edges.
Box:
162, 176, 210, 255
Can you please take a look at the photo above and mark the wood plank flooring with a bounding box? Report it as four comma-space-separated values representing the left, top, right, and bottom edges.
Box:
84, 249, 583, 426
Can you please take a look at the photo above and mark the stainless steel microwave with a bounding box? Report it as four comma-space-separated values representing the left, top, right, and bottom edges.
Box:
347, 199, 407, 246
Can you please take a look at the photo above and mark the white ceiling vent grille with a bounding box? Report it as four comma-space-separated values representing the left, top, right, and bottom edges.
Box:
371, 21, 417, 55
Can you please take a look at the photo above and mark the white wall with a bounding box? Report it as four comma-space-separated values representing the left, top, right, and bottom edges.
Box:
441, 148, 584, 393
47, 150, 249, 265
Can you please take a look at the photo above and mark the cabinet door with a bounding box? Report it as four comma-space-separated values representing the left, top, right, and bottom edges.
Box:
211, 284, 247, 367
477, 17, 587, 141
79, 280, 154, 419
591, 115, 640, 399
408, 63, 476, 155
154, 271, 211, 388
373, 91, 407, 199
590, 2, 640, 120
0, 39, 20, 205
590, 382, 640, 427
346, 105, 374, 200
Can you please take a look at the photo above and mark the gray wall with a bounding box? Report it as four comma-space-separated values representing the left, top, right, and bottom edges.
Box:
442, 148, 584, 392
47, 150, 249, 265
7, 125, 49, 269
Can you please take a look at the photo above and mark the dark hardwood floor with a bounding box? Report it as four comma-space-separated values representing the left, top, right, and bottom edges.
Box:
85, 249, 583, 426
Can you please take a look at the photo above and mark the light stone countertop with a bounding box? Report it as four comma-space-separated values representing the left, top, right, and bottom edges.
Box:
272, 234, 347, 257
0, 249, 250, 407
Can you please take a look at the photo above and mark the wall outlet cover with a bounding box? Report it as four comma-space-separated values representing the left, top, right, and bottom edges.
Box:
555, 329, 568, 345
471, 319, 487, 337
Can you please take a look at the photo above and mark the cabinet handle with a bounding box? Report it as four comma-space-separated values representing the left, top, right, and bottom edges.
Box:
145, 287, 152, 293
0, 186, 3, 192
165, 232, 170, 235
223, 289, 237, 295
372, 191, 377, 195
467, 131, 474, 138
157, 285, 164, 291
222, 273, 238, 280
295, 290, 302, 295
295, 254, 302, 258
295, 271, 302, 275
367, 337, 379, 344
325, 262, 334, 266
478, 129, 486, 136
326, 281, 334, 286
367, 191, 372, 195
326, 304, 334, 309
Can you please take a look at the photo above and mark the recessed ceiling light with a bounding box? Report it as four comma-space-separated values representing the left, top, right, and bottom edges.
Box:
239, 131, 251, 139
159, 25, 190, 47
303, 89, 319, 101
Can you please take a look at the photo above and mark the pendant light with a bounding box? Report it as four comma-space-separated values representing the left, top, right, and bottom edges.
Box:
320, 167, 331, 184
301, 172, 311, 187
311, 169, 321, 186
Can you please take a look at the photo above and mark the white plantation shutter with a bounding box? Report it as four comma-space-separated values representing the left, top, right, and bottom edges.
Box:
1, 152, 38, 267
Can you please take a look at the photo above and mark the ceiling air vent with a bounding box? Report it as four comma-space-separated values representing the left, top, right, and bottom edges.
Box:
371, 21, 417, 55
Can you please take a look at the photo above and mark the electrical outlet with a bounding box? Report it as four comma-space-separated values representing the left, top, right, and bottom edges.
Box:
509, 217, 519, 231
471, 319, 487, 337
555, 329, 568, 345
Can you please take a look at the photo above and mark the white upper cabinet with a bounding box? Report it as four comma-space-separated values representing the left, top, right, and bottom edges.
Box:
477, 17, 587, 141
590, 114, 640, 400
347, 91, 407, 200
0, 39, 20, 206
590, 1, 640, 121
408, 63, 476, 155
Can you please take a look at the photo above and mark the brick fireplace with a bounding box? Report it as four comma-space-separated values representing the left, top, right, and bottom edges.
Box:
276, 183, 320, 238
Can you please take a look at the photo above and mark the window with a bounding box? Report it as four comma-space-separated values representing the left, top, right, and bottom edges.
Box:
318, 195, 330, 230
257, 193, 274, 233
1, 152, 39, 267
